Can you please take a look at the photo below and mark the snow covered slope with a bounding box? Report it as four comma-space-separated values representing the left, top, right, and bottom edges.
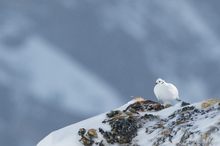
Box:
37, 98, 220, 146
2, 1, 220, 146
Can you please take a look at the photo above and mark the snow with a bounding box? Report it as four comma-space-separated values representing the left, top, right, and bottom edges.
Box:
37, 113, 107, 146
156, 102, 182, 118
37, 99, 137, 146
37, 99, 220, 146
2, 1, 220, 146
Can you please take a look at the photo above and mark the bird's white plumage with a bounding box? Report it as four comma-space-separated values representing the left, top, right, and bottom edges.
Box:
154, 78, 179, 104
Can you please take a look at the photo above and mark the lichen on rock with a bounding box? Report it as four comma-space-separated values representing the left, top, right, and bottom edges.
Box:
201, 99, 220, 109
69, 98, 220, 146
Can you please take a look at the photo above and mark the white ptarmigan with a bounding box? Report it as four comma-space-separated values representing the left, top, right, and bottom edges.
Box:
154, 78, 180, 104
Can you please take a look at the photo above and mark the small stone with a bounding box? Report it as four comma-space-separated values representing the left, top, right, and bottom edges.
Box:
78, 128, 86, 136
142, 114, 158, 121
99, 128, 104, 134
87, 129, 98, 138
106, 110, 121, 118
181, 101, 190, 107
161, 129, 171, 136
97, 140, 104, 146
80, 136, 94, 146
181, 106, 195, 112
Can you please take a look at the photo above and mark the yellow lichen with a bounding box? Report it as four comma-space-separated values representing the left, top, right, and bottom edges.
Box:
134, 96, 145, 102
201, 99, 220, 109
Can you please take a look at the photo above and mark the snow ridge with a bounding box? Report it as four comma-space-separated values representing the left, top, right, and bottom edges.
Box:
37, 98, 220, 146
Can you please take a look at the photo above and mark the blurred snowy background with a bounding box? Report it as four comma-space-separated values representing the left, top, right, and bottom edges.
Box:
1, 0, 220, 145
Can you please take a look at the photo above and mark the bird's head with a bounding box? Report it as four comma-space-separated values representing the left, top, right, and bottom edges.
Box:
155, 78, 165, 85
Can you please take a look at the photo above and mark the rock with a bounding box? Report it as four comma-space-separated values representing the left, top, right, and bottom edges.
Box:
78, 128, 98, 146
123, 99, 164, 113
181, 101, 190, 107
87, 129, 98, 138
201, 99, 220, 109
100, 116, 139, 144
98, 99, 164, 145
79, 136, 94, 146
37, 98, 220, 146
78, 128, 86, 136
106, 110, 122, 118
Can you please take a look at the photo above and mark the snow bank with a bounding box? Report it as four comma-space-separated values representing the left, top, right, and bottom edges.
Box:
37, 98, 220, 146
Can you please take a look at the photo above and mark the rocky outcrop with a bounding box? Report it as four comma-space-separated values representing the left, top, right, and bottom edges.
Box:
37, 98, 220, 146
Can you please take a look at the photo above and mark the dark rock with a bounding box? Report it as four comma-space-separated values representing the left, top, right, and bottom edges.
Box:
141, 114, 158, 121
100, 116, 138, 144
123, 100, 164, 113
181, 106, 195, 112
181, 101, 190, 107
76, 98, 220, 146
78, 128, 86, 136
106, 110, 121, 118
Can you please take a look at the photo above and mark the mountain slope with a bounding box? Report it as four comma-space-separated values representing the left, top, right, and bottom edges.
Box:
37, 98, 220, 146
2, 1, 220, 146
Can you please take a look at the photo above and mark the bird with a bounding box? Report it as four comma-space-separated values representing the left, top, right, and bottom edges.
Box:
154, 78, 180, 105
